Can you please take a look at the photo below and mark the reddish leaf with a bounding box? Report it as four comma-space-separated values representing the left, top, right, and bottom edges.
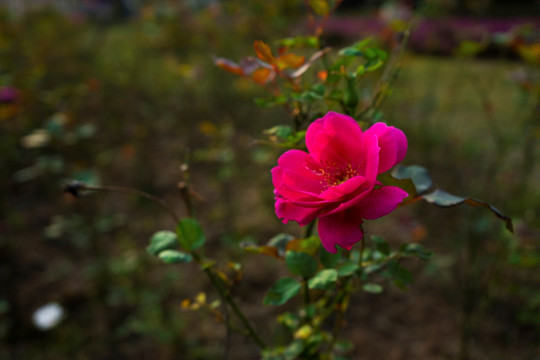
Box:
252, 67, 275, 84
317, 70, 328, 82
254, 40, 276, 64
213, 57, 244, 75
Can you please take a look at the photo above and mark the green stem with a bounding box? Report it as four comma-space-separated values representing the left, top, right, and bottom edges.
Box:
304, 220, 316, 238
303, 277, 312, 320
359, 234, 366, 267
327, 278, 353, 352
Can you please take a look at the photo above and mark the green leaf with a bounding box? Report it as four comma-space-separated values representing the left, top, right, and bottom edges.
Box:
371, 235, 390, 256
327, 89, 344, 101
329, 56, 354, 71
158, 249, 193, 264
256, 94, 288, 108
308, 269, 338, 289
311, 83, 326, 96
285, 251, 318, 278
335, 339, 354, 353
422, 189, 467, 206
365, 58, 384, 72
337, 262, 360, 277
344, 77, 358, 109
147, 230, 177, 255
278, 36, 319, 49
352, 38, 374, 51
378, 173, 417, 200
320, 247, 341, 268
364, 262, 385, 275
400, 243, 433, 260
263, 277, 302, 306
386, 261, 413, 290
176, 218, 205, 251
277, 312, 300, 329
292, 90, 323, 103
363, 283, 383, 294
284, 340, 304, 360
422, 189, 513, 232
268, 233, 296, 257
264, 125, 293, 140
355, 64, 366, 76
393, 165, 433, 195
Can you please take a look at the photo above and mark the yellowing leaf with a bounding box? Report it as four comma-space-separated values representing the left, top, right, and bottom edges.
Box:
277, 53, 305, 70
181, 299, 191, 309
310, 0, 330, 16
294, 324, 313, 339
244, 244, 280, 258
254, 40, 276, 63
252, 67, 275, 84
198, 121, 218, 135
517, 44, 540, 65
195, 292, 207, 304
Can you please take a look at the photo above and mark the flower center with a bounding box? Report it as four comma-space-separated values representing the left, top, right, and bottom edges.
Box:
314, 162, 358, 189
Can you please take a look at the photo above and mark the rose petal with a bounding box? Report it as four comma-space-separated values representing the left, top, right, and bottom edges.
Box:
364, 122, 408, 174
351, 186, 408, 220
317, 209, 364, 253
319, 176, 368, 201
357, 132, 380, 182
275, 198, 321, 226
276, 150, 320, 180
305, 112, 364, 166
273, 149, 325, 197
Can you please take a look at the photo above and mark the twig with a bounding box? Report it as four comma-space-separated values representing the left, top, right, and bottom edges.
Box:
192, 252, 267, 349
63, 182, 181, 224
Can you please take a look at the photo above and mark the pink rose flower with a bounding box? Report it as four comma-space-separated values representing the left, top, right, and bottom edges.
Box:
272, 111, 408, 253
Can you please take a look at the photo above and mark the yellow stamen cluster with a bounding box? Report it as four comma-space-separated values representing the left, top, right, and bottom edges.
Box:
316, 162, 358, 189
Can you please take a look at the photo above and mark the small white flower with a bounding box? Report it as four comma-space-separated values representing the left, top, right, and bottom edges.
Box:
32, 302, 65, 330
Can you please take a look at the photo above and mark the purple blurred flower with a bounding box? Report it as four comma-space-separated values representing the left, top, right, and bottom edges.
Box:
0, 86, 19, 104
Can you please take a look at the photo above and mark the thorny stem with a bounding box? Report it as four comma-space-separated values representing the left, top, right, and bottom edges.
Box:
178, 181, 194, 218
192, 252, 267, 349
179, 179, 266, 350
65, 182, 265, 350
327, 277, 353, 352
63, 182, 181, 224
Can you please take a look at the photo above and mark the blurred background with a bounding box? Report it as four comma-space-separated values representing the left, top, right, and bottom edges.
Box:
0, 0, 539, 359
